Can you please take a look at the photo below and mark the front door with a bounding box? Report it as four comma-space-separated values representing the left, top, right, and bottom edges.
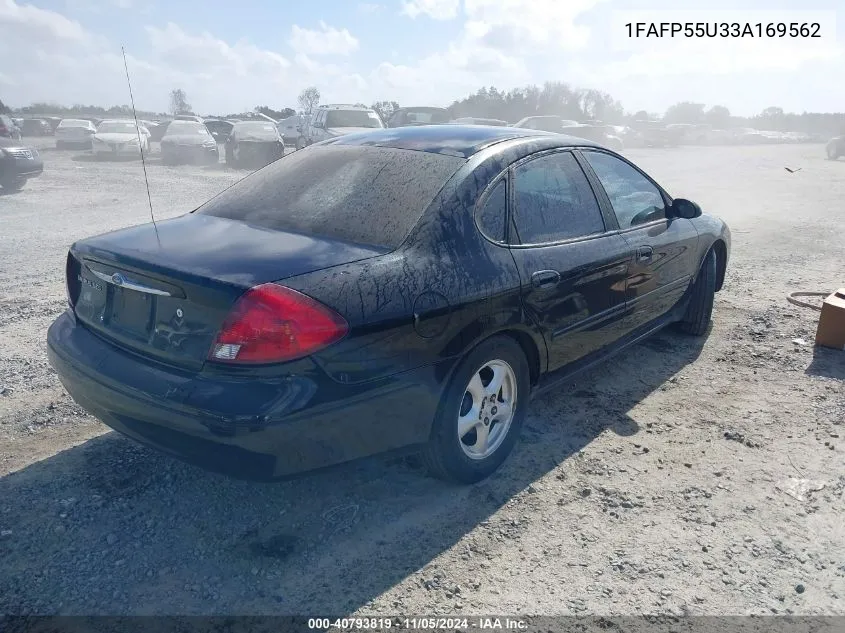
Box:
506, 150, 631, 372
580, 150, 700, 332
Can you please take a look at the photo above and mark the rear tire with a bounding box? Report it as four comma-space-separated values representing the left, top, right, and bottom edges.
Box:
676, 249, 716, 336
421, 335, 530, 484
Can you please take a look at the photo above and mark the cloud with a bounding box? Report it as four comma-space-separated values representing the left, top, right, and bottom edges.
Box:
373, 0, 603, 104
357, 3, 382, 13
2, 0, 843, 117
462, 0, 606, 52
401, 0, 460, 20
146, 23, 289, 79
0, 0, 90, 45
288, 21, 359, 56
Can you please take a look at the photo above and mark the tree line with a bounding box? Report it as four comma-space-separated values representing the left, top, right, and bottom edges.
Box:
4, 83, 844, 136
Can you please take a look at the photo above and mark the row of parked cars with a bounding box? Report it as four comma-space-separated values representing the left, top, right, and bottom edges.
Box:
275, 106, 828, 152
2, 107, 841, 192
276, 106, 630, 151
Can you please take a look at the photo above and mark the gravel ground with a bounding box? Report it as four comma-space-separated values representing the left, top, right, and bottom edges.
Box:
0, 140, 843, 617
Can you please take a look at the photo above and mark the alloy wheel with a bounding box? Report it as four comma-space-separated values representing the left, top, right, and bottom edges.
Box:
457, 359, 517, 460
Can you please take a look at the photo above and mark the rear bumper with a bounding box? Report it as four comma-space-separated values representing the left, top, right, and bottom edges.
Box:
161, 144, 218, 164
93, 144, 142, 158
47, 310, 443, 480
57, 138, 93, 148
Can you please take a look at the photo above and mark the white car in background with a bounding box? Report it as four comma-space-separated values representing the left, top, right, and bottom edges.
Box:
303, 105, 383, 147
55, 119, 97, 149
92, 120, 150, 158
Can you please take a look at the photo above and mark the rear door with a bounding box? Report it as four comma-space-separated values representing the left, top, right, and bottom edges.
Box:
506, 150, 631, 372
579, 149, 699, 332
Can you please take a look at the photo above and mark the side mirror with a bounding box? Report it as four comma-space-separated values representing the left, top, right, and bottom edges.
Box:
670, 198, 702, 219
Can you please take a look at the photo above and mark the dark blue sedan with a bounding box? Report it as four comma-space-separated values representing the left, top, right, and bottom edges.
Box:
47, 125, 730, 483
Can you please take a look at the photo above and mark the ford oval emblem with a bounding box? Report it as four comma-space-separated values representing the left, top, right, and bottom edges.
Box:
111, 273, 125, 286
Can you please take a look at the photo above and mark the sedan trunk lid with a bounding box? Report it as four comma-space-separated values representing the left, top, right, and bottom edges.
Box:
68, 214, 387, 371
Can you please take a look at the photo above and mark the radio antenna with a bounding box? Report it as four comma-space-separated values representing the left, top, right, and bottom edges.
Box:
121, 46, 160, 245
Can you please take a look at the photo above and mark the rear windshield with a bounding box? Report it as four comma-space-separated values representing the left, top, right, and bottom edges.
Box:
166, 121, 208, 135
97, 121, 138, 134
59, 119, 89, 127
195, 146, 464, 249
405, 110, 450, 124
325, 110, 383, 129
233, 122, 278, 138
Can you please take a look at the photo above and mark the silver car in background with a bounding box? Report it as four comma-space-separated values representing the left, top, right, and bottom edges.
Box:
56, 119, 97, 149
91, 120, 151, 159
302, 105, 383, 147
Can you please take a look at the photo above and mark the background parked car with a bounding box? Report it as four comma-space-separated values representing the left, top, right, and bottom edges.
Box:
449, 117, 508, 126
45, 117, 63, 133
609, 124, 646, 148
303, 105, 383, 147
91, 120, 150, 159
664, 123, 712, 145
225, 121, 285, 168
55, 119, 98, 149
0, 114, 21, 140
559, 123, 623, 150
148, 120, 172, 142
630, 120, 675, 147
276, 114, 309, 146
0, 136, 43, 191
160, 120, 218, 165
204, 119, 235, 144
512, 116, 579, 132
21, 119, 53, 137
827, 135, 845, 160
174, 114, 204, 123
387, 107, 451, 127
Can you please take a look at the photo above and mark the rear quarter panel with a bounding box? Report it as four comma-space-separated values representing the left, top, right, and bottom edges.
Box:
281, 151, 545, 388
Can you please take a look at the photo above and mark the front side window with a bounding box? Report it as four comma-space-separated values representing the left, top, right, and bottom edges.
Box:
511, 152, 605, 244
582, 151, 666, 228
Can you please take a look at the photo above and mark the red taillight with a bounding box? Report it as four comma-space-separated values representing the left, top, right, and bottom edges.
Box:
209, 284, 348, 365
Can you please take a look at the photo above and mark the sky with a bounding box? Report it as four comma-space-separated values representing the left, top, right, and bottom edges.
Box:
0, 0, 841, 117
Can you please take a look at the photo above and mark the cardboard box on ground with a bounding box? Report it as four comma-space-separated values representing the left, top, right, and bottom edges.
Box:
815, 288, 845, 350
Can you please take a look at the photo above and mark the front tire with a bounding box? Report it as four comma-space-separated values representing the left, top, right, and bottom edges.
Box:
676, 249, 716, 336
1, 178, 25, 191
422, 335, 530, 483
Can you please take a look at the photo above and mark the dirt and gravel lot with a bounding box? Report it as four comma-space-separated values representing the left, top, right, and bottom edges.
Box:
0, 139, 843, 617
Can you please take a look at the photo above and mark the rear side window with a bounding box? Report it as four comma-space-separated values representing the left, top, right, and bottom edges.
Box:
511, 152, 605, 244
477, 179, 507, 243
195, 146, 464, 249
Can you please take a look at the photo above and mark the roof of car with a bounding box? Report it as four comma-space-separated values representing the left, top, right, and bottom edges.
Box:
318, 124, 599, 158
395, 106, 449, 112
318, 104, 374, 111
